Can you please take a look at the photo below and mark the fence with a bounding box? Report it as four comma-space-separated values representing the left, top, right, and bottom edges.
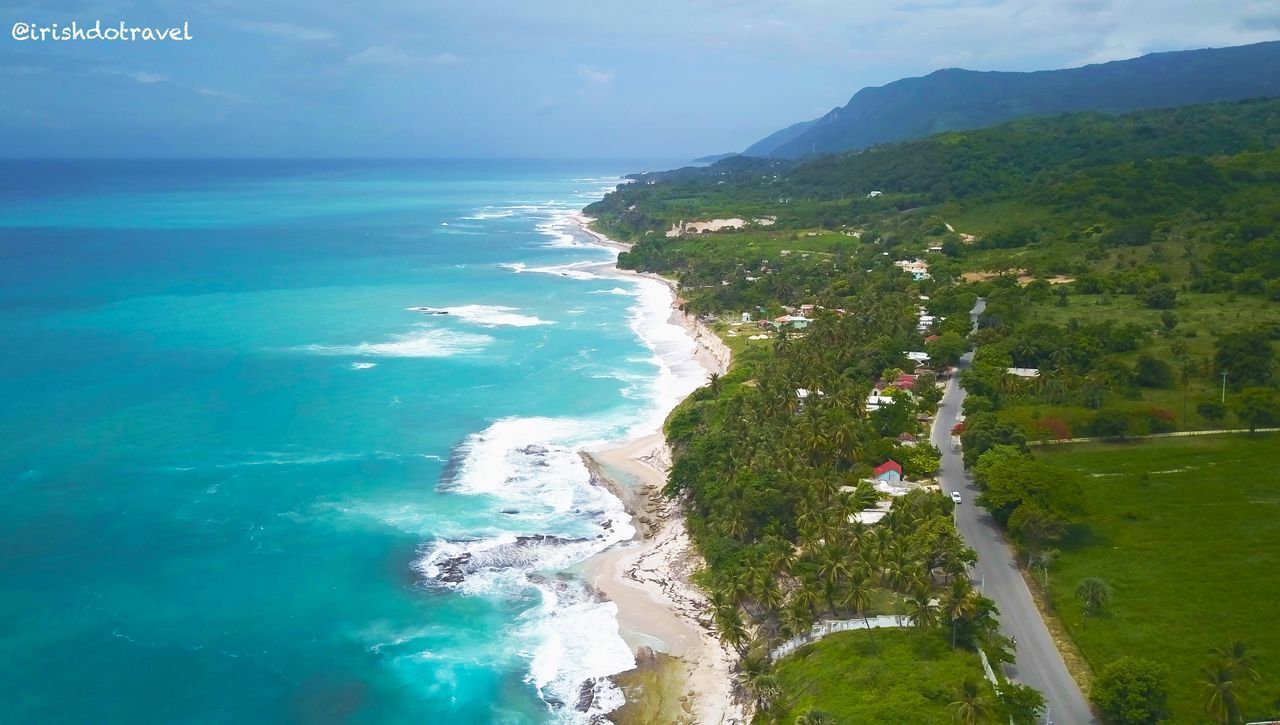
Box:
769, 615, 913, 661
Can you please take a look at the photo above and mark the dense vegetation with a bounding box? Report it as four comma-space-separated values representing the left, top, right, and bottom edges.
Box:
660, 295, 1018, 716
590, 98, 1280, 438
589, 95, 1280, 722
590, 98, 1280, 243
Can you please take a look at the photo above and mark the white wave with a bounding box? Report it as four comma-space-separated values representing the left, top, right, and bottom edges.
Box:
516, 261, 608, 281
521, 581, 633, 722
588, 287, 636, 297
351, 361, 377, 370
500, 262, 528, 273
299, 327, 492, 358
407, 305, 554, 328
609, 276, 710, 439
536, 214, 586, 249
412, 414, 636, 719
460, 208, 517, 220
233, 450, 401, 468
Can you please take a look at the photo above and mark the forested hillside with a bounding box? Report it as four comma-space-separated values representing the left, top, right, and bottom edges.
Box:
743, 40, 1280, 158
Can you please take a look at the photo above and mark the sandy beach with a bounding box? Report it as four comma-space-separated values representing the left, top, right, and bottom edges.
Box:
572, 214, 747, 724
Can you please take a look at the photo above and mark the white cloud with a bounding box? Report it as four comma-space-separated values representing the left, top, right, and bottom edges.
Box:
95, 69, 170, 84
577, 64, 615, 84
233, 20, 333, 42
345, 45, 462, 68
534, 95, 564, 114
197, 87, 247, 103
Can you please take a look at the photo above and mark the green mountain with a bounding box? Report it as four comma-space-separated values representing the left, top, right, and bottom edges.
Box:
586, 97, 1280, 305
742, 118, 820, 157
747, 41, 1280, 158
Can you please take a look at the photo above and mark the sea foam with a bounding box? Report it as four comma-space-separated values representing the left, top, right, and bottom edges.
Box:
299, 327, 492, 358
407, 305, 554, 328
413, 414, 637, 721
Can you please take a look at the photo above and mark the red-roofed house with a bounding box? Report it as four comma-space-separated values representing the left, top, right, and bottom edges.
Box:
873, 460, 903, 484
894, 373, 918, 390
897, 432, 918, 447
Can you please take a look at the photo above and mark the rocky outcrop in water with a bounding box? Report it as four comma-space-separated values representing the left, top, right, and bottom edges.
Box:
424, 534, 592, 585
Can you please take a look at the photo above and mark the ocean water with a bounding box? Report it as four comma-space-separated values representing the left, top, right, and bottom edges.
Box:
0, 160, 704, 723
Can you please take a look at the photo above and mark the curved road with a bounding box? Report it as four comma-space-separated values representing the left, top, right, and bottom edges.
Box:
930, 300, 1097, 725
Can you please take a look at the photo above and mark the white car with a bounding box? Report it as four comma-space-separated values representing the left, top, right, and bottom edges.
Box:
950, 491, 962, 505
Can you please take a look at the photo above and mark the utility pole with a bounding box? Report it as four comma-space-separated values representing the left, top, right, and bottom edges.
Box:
1221, 371, 1228, 403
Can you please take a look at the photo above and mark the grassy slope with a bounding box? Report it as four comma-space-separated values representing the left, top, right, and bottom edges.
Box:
996, 292, 1280, 434
771, 628, 990, 723
1038, 434, 1280, 721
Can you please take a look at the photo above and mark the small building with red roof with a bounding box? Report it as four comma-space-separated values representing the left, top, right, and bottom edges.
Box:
873, 460, 903, 484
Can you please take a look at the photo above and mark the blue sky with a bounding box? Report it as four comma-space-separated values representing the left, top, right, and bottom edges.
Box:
2, 0, 1278, 158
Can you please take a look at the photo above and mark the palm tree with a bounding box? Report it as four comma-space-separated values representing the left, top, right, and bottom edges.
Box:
1213, 638, 1262, 685
724, 567, 753, 608
1201, 662, 1244, 724
1074, 577, 1111, 623
715, 604, 750, 656
842, 575, 875, 624
781, 599, 814, 638
791, 583, 821, 619
880, 552, 911, 593
942, 578, 978, 649
907, 588, 940, 629
949, 676, 991, 724
749, 672, 782, 713
756, 576, 786, 618
816, 544, 851, 594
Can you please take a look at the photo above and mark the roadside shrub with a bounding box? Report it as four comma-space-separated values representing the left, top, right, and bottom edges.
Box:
1146, 407, 1177, 433
1091, 657, 1169, 725
1030, 416, 1072, 441
1089, 409, 1131, 438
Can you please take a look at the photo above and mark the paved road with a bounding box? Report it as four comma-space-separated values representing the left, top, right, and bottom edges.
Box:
930, 300, 1097, 725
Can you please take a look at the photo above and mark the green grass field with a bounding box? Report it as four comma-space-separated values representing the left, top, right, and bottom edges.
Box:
771, 628, 991, 723
1038, 434, 1280, 722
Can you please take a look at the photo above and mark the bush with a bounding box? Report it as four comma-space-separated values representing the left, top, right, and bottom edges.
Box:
1091, 657, 1169, 725
1030, 416, 1072, 441
1134, 355, 1173, 388
1140, 284, 1177, 309
1146, 407, 1177, 433
1089, 409, 1131, 438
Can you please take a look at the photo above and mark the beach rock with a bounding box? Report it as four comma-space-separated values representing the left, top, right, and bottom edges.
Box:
634, 646, 658, 667
422, 534, 592, 585
575, 678, 596, 712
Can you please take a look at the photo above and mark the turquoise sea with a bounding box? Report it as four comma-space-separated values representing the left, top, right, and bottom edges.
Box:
0, 160, 703, 722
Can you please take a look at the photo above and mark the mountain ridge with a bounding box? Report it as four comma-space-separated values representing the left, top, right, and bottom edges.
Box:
746, 40, 1280, 158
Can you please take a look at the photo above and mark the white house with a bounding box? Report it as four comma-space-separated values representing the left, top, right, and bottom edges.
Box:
866, 393, 895, 412
894, 258, 932, 281
1006, 367, 1041, 378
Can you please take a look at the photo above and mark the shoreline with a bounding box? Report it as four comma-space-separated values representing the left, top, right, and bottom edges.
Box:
569, 213, 746, 723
